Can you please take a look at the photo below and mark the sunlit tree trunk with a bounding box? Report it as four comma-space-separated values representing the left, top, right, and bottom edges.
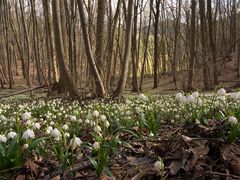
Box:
114, 0, 134, 96
52, 0, 79, 96
77, 0, 106, 97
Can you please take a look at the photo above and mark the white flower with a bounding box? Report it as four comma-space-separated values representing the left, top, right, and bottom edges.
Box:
92, 110, 100, 117
78, 119, 83, 123
85, 119, 90, 124
217, 96, 226, 102
192, 91, 199, 98
32, 123, 41, 130
50, 121, 55, 125
0, 134, 7, 143
228, 116, 238, 125
93, 141, 100, 150
0, 115, 7, 121
176, 92, 183, 99
94, 125, 102, 133
62, 124, 69, 130
100, 115, 107, 122
217, 88, 226, 96
22, 129, 35, 140
69, 115, 76, 121
229, 92, 240, 100
70, 137, 82, 149
197, 98, 203, 106
7, 132, 17, 139
139, 93, 148, 101
25, 120, 32, 126
23, 144, 29, 149
46, 126, 53, 134
22, 112, 31, 121
186, 95, 196, 104
104, 121, 110, 128
179, 95, 187, 103
149, 132, 154, 137
86, 113, 92, 120
154, 159, 164, 172
64, 132, 70, 138
51, 128, 61, 139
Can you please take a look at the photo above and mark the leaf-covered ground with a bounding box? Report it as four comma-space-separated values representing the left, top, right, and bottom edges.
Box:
0, 90, 240, 179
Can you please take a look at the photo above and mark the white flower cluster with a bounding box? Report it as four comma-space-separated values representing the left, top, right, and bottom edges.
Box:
176, 92, 202, 105
139, 93, 149, 101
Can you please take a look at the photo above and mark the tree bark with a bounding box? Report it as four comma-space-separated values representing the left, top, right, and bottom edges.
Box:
114, 0, 135, 96
207, 0, 218, 85
188, 0, 196, 90
95, 0, 106, 79
199, 0, 209, 89
52, 0, 79, 96
76, 0, 106, 97
153, 0, 160, 89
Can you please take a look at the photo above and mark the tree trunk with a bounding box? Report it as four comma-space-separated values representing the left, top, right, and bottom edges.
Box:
76, 0, 106, 97
140, 0, 153, 91
207, 0, 218, 85
131, 0, 139, 92
188, 0, 196, 90
95, 0, 106, 91
19, 0, 31, 88
153, 0, 160, 89
199, 0, 209, 89
106, 0, 121, 92
114, 0, 134, 96
52, 0, 79, 96
42, 0, 57, 82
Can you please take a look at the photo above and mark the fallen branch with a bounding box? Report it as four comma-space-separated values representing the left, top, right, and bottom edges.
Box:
218, 80, 240, 82
40, 160, 92, 180
206, 171, 240, 179
0, 83, 57, 99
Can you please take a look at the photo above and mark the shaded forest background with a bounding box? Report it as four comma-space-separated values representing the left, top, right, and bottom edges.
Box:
0, 0, 240, 97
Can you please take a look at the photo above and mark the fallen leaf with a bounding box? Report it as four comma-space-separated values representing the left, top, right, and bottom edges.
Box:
128, 157, 155, 166
100, 172, 112, 180
51, 175, 60, 180
166, 147, 190, 175
132, 168, 151, 180
26, 159, 39, 175
221, 144, 240, 175
15, 175, 25, 180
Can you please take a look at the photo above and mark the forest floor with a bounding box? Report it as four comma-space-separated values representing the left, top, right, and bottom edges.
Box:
0, 54, 240, 179
0, 92, 240, 179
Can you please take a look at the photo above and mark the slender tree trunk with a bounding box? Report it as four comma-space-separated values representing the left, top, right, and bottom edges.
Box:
114, 0, 135, 96
140, 0, 153, 91
52, 0, 79, 96
172, 0, 181, 89
30, 0, 42, 85
207, 0, 218, 85
19, 0, 31, 87
153, 0, 160, 89
188, 0, 196, 90
77, 0, 106, 97
59, 0, 68, 63
106, 0, 121, 92
42, 0, 57, 82
95, 0, 106, 91
199, 0, 209, 89
131, 0, 139, 92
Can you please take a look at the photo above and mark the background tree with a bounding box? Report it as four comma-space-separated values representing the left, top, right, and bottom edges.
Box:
52, 0, 79, 96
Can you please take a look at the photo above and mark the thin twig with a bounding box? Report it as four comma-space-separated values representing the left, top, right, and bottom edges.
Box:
40, 160, 92, 180
206, 171, 240, 179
